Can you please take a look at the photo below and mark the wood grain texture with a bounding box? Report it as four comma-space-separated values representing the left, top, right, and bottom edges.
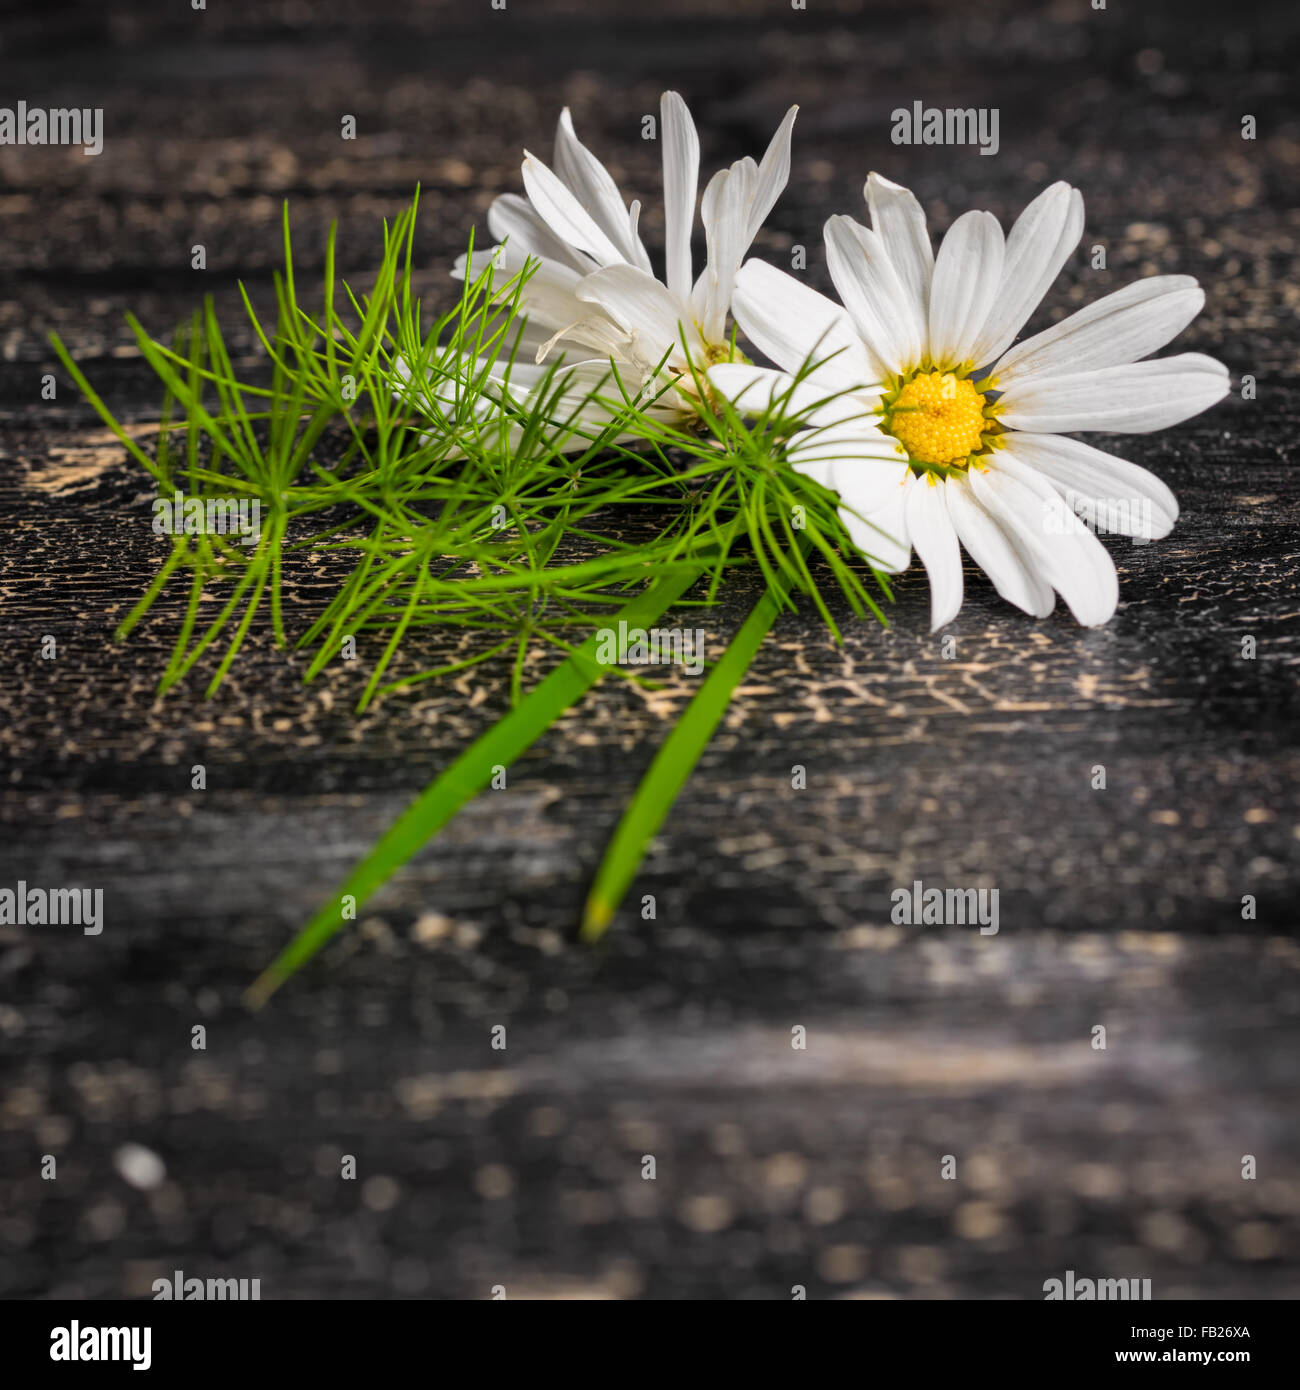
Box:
1, 0, 1297, 1299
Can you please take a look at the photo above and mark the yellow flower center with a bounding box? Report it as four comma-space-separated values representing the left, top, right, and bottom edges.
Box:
884, 370, 988, 468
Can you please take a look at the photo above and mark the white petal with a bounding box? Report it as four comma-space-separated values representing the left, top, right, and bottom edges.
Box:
825, 215, 924, 375
967, 183, 1084, 367
521, 153, 627, 268
453, 245, 507, 284
840, 471, 913, 573
464, 254, 622, 352
539, 315, 633, 363
553, 109, 651, 271
503, 357, 620, 401
460, 240, 581, 290
905, 474, 964, 629
928, 210, 1005, 368
486, 193, 590, 272
993, 277, 1205, 386
943, 473, 1055, 617
660, 92, 700, 301
706, 362, 793, 410
789, 428, 908, 502
499, 317, 573, 364
699, 161, 757, 343
458, 256, 604, 344
575, 265, 691, 364
971, 456, 1119, 626
707, 363, 877, 428
744, 106, 799, 243
996, 352, 1231, 433
865, 172, 933, 329
999, 432, 1178, 538
731, 259, 880, 390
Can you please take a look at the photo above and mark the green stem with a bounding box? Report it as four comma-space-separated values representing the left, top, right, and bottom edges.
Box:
580, 555, 803, 941
246, 564, 704, 1007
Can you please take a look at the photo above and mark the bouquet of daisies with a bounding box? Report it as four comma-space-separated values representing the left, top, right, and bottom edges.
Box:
52, 92, 1229, 1001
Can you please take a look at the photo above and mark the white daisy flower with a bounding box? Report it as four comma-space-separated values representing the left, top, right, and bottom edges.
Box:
456, 92, 798, 416
710, 174, 1231, 628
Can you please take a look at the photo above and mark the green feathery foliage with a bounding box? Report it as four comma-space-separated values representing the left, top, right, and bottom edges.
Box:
51, 190, 894, 995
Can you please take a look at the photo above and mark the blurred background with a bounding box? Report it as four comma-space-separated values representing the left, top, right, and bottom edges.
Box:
1, 0, 1297, 1299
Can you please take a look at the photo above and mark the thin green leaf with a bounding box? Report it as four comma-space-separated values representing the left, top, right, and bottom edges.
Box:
581, 555, 806, 941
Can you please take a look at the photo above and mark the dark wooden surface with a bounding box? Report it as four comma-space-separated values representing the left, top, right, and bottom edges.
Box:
2, 0, 1298, 1299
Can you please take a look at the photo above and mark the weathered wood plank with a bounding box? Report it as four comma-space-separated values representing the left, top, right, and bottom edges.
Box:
1, 0, 1297, 1299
